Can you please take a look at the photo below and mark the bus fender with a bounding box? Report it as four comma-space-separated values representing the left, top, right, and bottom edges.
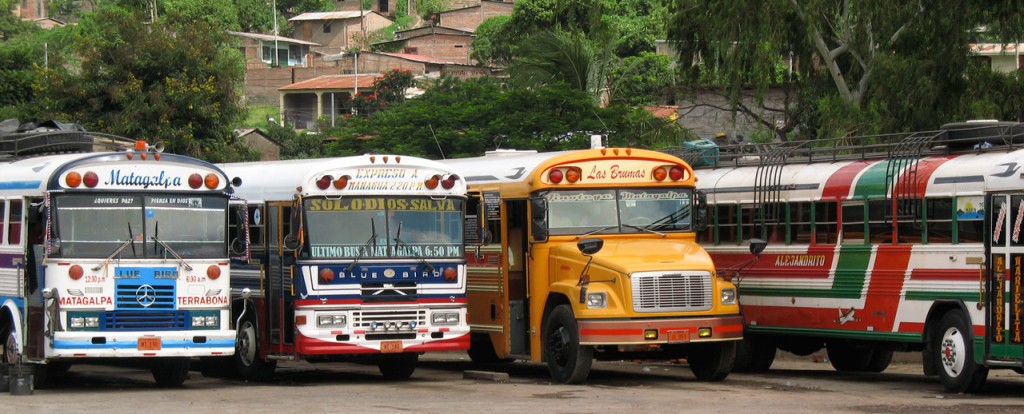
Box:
1, 299, 25, 356
921, 299, 972, 377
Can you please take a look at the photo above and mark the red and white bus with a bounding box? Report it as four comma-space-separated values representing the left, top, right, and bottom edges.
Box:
690, 121, 1024, 392
216, 155, 468, 380
1, 135, 236, 387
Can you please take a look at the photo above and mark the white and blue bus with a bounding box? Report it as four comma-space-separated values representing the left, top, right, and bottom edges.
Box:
0, 136, 237, 387
217, 155, 469, 380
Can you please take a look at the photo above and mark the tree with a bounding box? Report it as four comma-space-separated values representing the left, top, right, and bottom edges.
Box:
32, 9, 255, 162
666, 0, 1024, 139
470, 15, 512, 66
507, 30, 615, 107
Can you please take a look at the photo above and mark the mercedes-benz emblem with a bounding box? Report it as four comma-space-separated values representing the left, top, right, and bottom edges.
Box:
136, 284, 157, 307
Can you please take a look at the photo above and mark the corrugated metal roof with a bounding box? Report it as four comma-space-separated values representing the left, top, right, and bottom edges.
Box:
228, 31, 321, 46
278, 74, 379, 91
289, 10, 371, 21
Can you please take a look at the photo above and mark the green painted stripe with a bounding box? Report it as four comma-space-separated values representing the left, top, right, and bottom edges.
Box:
852, 160, 892, 199
904, 290, 977, 302
747, 325, 923, 342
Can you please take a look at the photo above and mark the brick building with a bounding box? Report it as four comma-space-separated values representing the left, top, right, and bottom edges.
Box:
437, 0, 513, 33
229, 31, 320, 69
374, 26, 475, 65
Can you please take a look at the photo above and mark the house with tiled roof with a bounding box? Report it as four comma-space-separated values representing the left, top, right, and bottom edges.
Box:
229, 31, 321, 68
289, 10, 393, 55
970, 43, 1024, 73
277, 74, 379, 129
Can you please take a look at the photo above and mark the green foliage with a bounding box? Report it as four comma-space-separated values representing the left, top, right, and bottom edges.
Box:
263, 122, 324, 159
606, 52, 676, 106
323, 75, 659, 159
164, 0, 241, 31
417, 0, 451, 20
508, 30, 614, 106
349, 68, 416, 117
31, 9, 254, 162
470, 15, 512, 66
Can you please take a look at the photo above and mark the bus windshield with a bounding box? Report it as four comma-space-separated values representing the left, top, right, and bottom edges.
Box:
304, 196, 464, 259
52, 194, 228, 259
543, 188, 693, 235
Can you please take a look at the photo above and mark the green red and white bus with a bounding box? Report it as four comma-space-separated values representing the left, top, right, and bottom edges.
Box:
689, 121, 1024, 392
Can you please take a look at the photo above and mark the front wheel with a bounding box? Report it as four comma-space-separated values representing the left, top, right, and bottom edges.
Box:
932, 310, 988, 393
543, 305, 593, 384
235, 317, 276, 381
732, 338, 776, 372
151, 357, 190, 387
378, 353, 418, 379
826, 342, 873, 372
688, 341, 736, 381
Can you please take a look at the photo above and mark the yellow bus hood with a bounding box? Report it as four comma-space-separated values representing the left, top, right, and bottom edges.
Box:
551, 238, 713, 274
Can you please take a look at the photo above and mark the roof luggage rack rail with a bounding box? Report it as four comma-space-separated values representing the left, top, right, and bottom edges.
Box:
1, 120, 137, 160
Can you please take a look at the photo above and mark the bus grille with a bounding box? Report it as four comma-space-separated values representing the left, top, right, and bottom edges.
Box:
115, 283, 176, 310
630, 271, 713, 312
102, 311, 188, 330
352, 309, 427, 331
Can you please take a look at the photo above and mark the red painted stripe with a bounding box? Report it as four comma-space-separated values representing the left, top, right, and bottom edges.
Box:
904, 155, 957, 197
909, 268, 978, 281
862, 245, 913, 332
821, 161, 873, 200
579, 328, 643, 336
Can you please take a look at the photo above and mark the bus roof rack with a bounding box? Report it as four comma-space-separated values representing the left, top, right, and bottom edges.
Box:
663, 121, 1024, 169
0, 119, 137, 160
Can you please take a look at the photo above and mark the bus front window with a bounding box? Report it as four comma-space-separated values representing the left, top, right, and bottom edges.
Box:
145, 196, 228, 258
544, 188, 694, 235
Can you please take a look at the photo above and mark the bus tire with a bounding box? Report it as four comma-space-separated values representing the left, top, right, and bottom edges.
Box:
378, 353, 418, 379
733, 338, 776, 372
543, 305, 592, 384
826, 342, 873, 372
688, 341, 736, 381
932, 310, 988, 393
865, 350, 894, 373
3, 329, 18, 364
235, 316, 276, 381
151, 357, 190, 387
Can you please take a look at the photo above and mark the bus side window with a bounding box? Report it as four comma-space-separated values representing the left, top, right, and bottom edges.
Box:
716, 204, 738, 245
954, 196, 983, 243
841, 201, 865, 244
814, 201, 838, 244
926, 198, 954, 243
792, 202, 812, 244
8, 199, 22, 245
868, 200, 893, 243
0, 200, 6, 245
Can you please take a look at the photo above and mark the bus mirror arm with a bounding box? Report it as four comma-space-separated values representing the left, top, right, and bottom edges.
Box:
576, 238, 604, 303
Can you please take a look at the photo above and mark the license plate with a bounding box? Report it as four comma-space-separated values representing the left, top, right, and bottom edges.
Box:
381, 340, 403, 353
667, 331, 690, 343
138, 337, 162, 351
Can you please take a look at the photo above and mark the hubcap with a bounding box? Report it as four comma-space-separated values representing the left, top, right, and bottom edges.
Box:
940, 326, 964, 377
238, 323, 257, 366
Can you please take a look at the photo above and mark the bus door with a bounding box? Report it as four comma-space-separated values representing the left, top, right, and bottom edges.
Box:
505, 200, 529, 356
985, 193, 1024, 363
266, 202, 296, 352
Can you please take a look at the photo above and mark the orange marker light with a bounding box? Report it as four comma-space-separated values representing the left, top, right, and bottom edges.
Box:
66, 171, 82, 188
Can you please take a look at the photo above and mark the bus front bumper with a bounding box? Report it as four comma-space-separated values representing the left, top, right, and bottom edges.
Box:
48, 330, 235, 358
577, 315, 743, 345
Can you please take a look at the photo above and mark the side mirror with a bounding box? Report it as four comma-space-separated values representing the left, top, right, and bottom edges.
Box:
695, 190, 709, 231
283, 234, 300, 250
530, 197, 548, 242
577, 238, 604, 256
749, 238, 767, 256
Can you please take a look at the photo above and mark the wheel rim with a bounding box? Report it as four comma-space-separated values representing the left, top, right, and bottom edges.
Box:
4, 332, 17, 364
939, 325, 966, 377
548, 326, 571, 367
238, 322, 257, 367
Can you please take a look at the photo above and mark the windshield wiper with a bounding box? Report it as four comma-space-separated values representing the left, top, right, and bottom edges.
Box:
623, 224, 666, 237
150, 222, 193, 271
577, 225, 618, 238
393, 221, 434, 272
92, 238, 135, 271
345, 219, 377, 272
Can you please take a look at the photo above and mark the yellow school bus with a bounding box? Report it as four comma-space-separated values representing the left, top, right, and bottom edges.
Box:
443, 148, 759, 383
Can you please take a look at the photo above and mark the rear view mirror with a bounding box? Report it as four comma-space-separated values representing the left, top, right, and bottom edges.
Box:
530, 197, 548, 242
577, 238, 604, 256
749, 238, 767, 256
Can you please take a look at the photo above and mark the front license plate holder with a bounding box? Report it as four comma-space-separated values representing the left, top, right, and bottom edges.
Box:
667, 330, 690, 343
381, 340, 403, 353
138, 337, 162, 351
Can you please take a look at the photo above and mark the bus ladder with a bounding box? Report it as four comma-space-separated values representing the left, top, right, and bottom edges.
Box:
883, 131, 942, 227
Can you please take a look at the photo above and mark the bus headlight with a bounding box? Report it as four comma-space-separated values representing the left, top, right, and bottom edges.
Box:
585, 292, 607, 309
721, 288, 737, 305
431, 312, 460, 325
317, 314, 347, 327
